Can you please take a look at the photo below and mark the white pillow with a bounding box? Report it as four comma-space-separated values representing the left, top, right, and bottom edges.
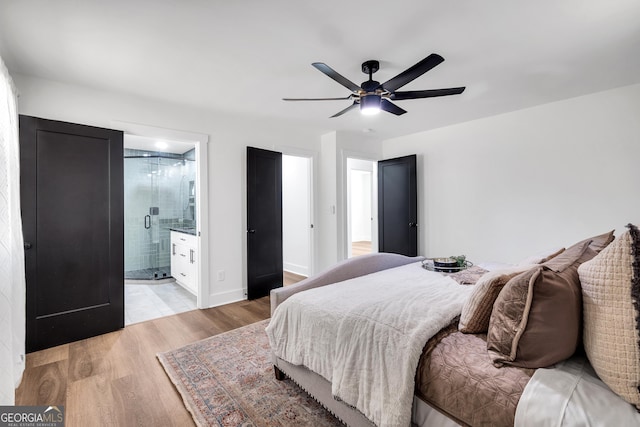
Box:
476, 261, 515, 272
517, 247, 564, 265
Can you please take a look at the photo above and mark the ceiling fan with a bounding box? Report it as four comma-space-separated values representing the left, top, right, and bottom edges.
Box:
283, 53, 465, 118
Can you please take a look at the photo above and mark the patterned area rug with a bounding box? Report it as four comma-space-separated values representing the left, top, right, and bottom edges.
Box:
157, 319, 344, 427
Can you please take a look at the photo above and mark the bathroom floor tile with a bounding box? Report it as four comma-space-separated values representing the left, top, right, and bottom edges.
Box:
125, 280, 197, 326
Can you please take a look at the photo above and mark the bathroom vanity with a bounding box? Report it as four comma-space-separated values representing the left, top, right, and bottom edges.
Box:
170, 229, 198, 295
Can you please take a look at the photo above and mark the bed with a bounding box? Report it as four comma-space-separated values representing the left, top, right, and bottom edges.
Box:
266, 226, 640, 427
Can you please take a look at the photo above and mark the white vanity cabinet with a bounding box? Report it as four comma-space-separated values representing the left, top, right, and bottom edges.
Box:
170, 231, 198, 294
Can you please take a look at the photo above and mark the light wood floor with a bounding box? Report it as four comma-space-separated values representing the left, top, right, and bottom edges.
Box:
283, 270, 306, 286
352, 240, 372, 257
16, 297, 271, 426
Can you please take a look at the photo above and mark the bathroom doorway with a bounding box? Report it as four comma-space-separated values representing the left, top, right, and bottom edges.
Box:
123, 135, 197, 324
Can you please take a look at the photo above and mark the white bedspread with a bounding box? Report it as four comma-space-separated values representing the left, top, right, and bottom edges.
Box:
266, 262, 473, 427
515, 356, 640, 426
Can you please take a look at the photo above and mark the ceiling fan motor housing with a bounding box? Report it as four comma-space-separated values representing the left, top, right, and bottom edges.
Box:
362, 60, 380, 75
361, 80, 380, 92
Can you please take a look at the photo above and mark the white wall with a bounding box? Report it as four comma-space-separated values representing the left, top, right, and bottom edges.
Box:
383, 83, 640, 264
13, 74, 324, 306
317, 132, 339, 272
17, 73, 638, 294
350, 170, 372, 242
315, 131, 383, 270
282, 155, 310, 276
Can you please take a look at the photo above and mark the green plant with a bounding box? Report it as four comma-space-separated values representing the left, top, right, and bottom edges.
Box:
449, 255, 466, 268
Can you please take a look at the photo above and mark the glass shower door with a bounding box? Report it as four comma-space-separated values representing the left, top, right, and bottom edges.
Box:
151, 157, 177, 277
124, 154, 195, 280
124, 157, 164, 279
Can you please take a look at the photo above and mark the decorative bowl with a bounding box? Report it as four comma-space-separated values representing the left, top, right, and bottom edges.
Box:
433, 257, 458, 273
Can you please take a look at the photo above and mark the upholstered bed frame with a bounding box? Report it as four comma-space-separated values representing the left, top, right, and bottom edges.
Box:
268, 229, 640, 426
269, 253, 461, 427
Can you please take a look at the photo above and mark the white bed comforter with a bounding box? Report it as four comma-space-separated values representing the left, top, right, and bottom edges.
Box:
266, 262, 473, 427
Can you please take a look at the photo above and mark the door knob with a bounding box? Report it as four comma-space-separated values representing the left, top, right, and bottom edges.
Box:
247, 229, 256, 234
24, 242, 33, 250
408, 222, 417, 227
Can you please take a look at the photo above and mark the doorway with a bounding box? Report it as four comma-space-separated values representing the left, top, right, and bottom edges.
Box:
378, 155, 418, 256
123, 135, 197, 324
246, 148, 314, 293
282, 154, 313, 284
347, 158, 377, 258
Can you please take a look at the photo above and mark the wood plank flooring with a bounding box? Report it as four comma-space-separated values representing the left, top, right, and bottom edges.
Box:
16, 296, 271, 426
283, 270, 306, 286
352, 240, 372, 257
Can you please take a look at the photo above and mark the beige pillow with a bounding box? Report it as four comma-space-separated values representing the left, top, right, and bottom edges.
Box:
578, 224, 640, 410
487, 240, 596, 368
458, 265, 536, 334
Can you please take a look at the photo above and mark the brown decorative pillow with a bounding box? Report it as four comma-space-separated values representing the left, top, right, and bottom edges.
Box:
538, 247, 566, 263
458, 265, 535, 334
578, 224, 640, 410
487, 240, 596, 368
541, 230, 614, 273
575, 229, 615, 254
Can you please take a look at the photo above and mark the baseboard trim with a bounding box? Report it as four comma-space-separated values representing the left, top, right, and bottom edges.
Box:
352, 237, 372, 244
207, 289, 247, 308
283, 262, 309, 277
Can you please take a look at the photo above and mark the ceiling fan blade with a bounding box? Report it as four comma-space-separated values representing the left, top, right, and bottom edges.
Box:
390, 87, 466, 100
380, 99, 407, 116
381, 54, 444, 92
330, 102, 358, 118
283, 96, 352, 101
312, 63, 361, 93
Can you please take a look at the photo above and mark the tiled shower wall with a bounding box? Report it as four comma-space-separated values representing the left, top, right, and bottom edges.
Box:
124, 149, 197, 276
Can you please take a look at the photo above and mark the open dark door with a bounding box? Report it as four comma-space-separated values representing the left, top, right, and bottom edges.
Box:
246, 147, 283, 299
378, 154, 418, 256
20, 116, 124, 352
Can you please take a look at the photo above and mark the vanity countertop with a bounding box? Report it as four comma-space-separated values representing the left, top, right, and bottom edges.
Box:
170, 227, 197, 236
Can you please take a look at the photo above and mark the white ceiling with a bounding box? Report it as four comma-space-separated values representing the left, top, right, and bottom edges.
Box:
1, 0, 639, 140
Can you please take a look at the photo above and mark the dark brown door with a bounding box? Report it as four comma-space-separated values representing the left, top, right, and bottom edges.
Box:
246, 147, 283, 300
378, 154, 418, 256
20, 115, 124, 352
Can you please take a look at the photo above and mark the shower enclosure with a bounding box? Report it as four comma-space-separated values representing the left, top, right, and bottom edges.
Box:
124, 149, 196, 280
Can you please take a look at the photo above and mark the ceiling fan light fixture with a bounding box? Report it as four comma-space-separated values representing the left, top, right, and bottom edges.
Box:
360, 94, 381, 116
284, 54, 465, 118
